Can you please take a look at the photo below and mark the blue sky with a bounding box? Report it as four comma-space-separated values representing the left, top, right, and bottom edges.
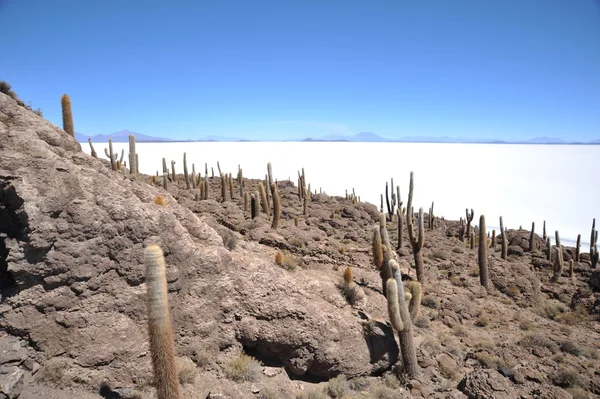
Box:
1, 0, 599, 141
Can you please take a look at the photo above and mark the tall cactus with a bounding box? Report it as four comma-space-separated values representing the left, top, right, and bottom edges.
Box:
499, 216, 507, 260
575, 234, 581, 261
61, 94, 74, 136
259, 182, 270, 217
528, 222, 535, 252
220, 173, 227, 202
162, 158, 168, 190
128, 135, 137, 177
546, 236, 551, 261
372, 226, 384, 270
183, 153, 190, 189
386, 260, 419, 377
144, 244, 181, 399
87, 138, 98, 158
478, 215, 489, 289
551, 231, 564, 283
465, 209, 474, 239
543, 220, 547, 240
406, 172, 425, 283
396, 208, 403, 249
591, 218, 597, 253
271, 183, 280, 229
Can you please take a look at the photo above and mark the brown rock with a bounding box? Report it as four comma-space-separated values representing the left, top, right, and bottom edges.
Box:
458, 369, 519, 399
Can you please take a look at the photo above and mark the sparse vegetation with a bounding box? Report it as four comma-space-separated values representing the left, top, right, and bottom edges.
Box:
223, 353, 262, 382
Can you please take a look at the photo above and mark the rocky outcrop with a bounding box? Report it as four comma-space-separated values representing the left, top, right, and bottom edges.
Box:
0, 92, 396, 392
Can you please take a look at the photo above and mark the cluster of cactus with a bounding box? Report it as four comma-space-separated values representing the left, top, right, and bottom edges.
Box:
370, 213, 421, 377
345, 188, 359, 204
144, 244, 181, 399
406, 172, 425, 283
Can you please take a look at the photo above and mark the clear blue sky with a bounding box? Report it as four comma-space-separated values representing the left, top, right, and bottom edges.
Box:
1, 0, 599, 141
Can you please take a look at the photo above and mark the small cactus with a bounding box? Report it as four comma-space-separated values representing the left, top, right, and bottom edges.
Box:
88, 138, 98, 158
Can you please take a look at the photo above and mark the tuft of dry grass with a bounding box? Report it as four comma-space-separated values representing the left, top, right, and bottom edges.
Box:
153, 195, 167, 206
274, 251, 299, 271
177, 357, 197, 384
223, 353, 262, 382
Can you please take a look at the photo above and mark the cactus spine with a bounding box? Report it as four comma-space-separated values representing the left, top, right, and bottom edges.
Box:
61, 94, 74, 136
499, 216, 507, 260
144, 244, 180, 399
271, 183, 280, 229
528, 222, 535, 252
386, 260, 419, 377
478, 215, 489, 289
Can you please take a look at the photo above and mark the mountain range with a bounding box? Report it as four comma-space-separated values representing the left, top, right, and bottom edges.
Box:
76, 130, 600, 145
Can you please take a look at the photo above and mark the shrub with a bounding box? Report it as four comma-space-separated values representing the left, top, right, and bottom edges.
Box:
421, 295, 439, 309
0, 80, 17, 99
223, 353, 262, 382
177, 357, 197, 384
325, 374, 347, 398
153, 195, 167, 206
560, 341, 581, 357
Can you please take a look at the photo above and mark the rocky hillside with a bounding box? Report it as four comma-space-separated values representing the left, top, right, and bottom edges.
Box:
1, 92, 599, 398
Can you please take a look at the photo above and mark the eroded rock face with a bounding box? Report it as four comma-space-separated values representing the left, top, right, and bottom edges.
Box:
458, 369, 519, 399
0, 93, 396, 389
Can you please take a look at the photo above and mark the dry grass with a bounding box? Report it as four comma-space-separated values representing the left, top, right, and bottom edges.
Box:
177, 357, 197, 384
325, 374, 348, 398
38, 358, 67, 384
274, 251, 299, 271
223, 353, 262, 382
153, 195, 167, 206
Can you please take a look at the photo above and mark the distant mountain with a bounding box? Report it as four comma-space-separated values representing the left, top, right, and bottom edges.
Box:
524, 137, 567, 144
77, 130, 174, 143
76, 129, 600, 145
351, 132, 392, 142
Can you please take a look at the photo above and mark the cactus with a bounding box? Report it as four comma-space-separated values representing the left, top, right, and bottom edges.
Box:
591, 218, 597, 253
543, 220, 547, 240
458, 218, 465, 243
551, 244, 564, 283
128, 135, 137, 177
217, 161, 222, 176
250, 194, 258, 219
220, 173, 227, 202
203, 175, 209, 200
528, 222, 535, 252
575, 234, 581, 261
303, 188, 308, 216
569, 259, 574, 278
61, 94, 74, 136
429, 202, 434, 230
243, 191, 249, 212
469, 230, 474, 249
183, 153, 190, 189
106, 138, 117, 171
499, 216, 507, 260
259, 182, 270, 217
144, 244, 181, 399
385, 181, 393, 221
385, 260, 419, 377
406, 280, 422, 320
372, 226, 384, 270
87, 138, 98, 158
465, 209, 474, 239
229, 173, 234, 199
237, 169, 244, 197
162, 158, 168, 190
490, 229, 496, 249
405, 172, 425, 283
271, 183, 280, 229
191, 165, 197, 189
478, 215, 489, 289
171, 161, 176, 182
396, 208, 403, 249
546, 236, 551, 261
